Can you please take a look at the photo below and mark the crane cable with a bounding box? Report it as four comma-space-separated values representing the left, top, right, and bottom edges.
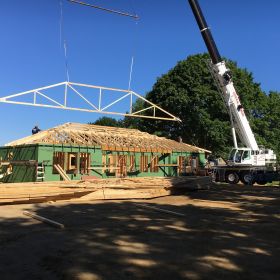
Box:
60, 0, 139, 87
60, 0, 70, 82
128, 0, 139, 91
128, 56, 134, 91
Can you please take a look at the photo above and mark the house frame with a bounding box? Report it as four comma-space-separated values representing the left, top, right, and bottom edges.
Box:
0, 123, 210, 182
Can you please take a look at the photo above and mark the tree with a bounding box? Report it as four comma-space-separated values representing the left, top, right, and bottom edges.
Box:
90, 116, 123, 127
124, 53, 279, 158
262, 91, 280, 160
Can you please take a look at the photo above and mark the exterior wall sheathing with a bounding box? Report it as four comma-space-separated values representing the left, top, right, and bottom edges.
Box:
0, 144, 206, 183
0, 145, 38, 182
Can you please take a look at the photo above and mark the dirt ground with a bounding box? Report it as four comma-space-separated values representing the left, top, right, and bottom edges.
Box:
0, 184, 280, 280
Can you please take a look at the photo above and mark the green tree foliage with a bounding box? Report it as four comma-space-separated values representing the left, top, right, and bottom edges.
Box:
263, 91, 280, 160
124, 53, 280, 158
89, 116, 123, 127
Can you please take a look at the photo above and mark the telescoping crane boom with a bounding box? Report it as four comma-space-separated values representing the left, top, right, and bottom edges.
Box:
187, 0, 277, 185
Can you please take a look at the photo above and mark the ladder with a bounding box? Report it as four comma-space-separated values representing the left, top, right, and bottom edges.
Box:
36, 163, 45, 182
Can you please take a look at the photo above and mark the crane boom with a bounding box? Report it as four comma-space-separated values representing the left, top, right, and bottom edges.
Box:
188, 0, 259, 151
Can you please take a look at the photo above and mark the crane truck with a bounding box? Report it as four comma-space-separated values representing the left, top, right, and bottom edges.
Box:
188, 0, 278, 185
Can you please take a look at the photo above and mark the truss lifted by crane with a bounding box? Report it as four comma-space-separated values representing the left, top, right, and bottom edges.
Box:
0, 81, 181, 121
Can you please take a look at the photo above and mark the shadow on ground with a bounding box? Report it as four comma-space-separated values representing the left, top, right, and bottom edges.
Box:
0, 186, 280, 280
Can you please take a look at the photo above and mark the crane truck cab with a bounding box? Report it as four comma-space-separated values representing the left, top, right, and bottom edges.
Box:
227, 148, 276, 167
228, 148, 252, 165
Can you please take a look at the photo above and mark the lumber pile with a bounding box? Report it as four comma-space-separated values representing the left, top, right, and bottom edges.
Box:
0, 181, 91, 205
0, 176, 211, 204
76, 176, 211, 200
81, 176, 210, 187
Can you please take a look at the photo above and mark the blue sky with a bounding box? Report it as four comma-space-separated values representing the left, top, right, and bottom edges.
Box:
0, 0, 279, 145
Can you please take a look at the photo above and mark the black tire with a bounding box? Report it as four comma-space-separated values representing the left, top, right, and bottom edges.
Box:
225, 172, 239, 184
240, 172, 255, 185
256, 174, 267, 185
256, 180, 267, 186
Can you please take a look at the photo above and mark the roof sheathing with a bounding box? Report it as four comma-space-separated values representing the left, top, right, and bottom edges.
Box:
5, 122, 211, 153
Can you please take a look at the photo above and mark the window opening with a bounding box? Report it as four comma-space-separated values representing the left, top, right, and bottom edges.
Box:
53, 151, 65, 173
67, 153, 78, 173
80, 153, 91, 174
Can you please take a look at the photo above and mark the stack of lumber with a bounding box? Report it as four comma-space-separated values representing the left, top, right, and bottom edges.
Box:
0, 176, 211, 205
0, 181, 91, 205
76, 176, 211, 200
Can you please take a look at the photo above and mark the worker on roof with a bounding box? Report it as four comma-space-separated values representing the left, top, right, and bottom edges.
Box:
32, 125, 41, 135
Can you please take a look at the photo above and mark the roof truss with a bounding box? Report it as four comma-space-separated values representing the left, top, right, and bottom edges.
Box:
5, 122, 211, 154
0, 81, 181, 122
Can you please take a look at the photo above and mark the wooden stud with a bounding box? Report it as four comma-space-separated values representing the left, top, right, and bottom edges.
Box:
23, 211, 65, 229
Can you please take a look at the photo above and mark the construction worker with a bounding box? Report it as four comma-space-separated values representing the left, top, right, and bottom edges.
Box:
32, 125, 41, 135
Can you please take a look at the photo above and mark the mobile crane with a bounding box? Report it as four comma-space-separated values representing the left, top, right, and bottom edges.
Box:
188, 0, 277, 185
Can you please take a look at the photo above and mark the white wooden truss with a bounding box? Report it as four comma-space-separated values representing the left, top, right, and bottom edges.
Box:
0, 81, 181, 122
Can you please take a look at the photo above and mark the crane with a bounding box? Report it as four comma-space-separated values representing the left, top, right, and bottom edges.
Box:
187, 0, 277, 185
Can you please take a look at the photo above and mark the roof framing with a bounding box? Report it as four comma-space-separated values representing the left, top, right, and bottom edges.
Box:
0, 81, 181, 122
5, 122, 211, 154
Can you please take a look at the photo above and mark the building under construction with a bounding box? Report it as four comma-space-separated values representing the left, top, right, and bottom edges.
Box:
0, 123, 210, 183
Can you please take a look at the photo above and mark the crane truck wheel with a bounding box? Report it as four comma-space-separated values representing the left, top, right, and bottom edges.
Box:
225, 172, 239, 184
256, 180, 267, 186
240, 172, 255, 185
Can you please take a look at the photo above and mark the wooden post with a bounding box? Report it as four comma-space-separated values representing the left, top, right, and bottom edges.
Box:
134, 203, 185, 217
63, 152, 68, 172
77, 152, 80, 175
